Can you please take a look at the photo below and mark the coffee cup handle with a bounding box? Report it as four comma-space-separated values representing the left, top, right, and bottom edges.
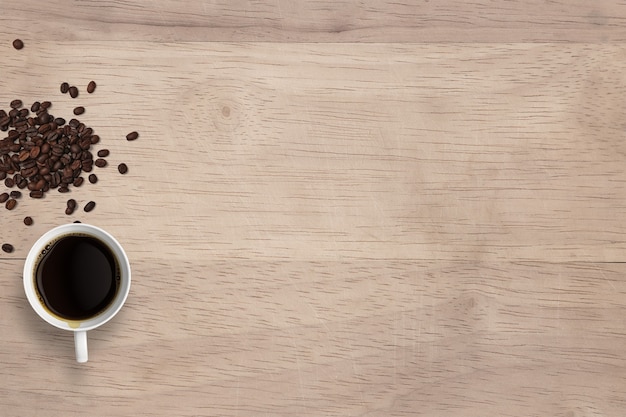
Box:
74, 331, 88, 363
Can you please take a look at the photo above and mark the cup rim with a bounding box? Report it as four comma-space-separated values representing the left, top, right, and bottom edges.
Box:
23, 223, 131, 332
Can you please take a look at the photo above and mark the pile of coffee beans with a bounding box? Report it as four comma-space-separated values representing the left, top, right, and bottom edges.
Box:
0, 99, 100, 198
2, 39, 139, 254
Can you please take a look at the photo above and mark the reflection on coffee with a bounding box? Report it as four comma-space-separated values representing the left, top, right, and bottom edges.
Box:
35, 234, 120, 320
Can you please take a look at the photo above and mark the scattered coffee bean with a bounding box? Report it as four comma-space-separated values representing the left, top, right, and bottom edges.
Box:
126, 131, 139, 141
2, 243, 14, 253
10, 99, 22, 109
60, 82, 69, 94
73, 106, 85, 115
9, 191, 21, 199
29, 191, 43, 198
87, 81, 96, 94
97, 149, 109, 157
118, 163, 128, 174
4, 178, 14, 188
0, 193, 8, 203
95, 158, 107, 168
12, 39, 23, 50
69, 86, 78, 98
5, 199, 17, 210
67, 199, 77, 209
84, 201, 96, 212
23, 216, 33, 226
73, 220, 81, 223
88, 174, 98, 184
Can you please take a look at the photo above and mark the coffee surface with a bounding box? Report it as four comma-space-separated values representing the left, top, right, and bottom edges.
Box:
36, 235, 118, 320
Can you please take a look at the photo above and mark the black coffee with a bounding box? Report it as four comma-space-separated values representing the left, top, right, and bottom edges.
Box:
35, 234, 119, 320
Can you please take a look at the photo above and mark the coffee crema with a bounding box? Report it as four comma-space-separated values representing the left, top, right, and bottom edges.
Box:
35, 234, 120, 321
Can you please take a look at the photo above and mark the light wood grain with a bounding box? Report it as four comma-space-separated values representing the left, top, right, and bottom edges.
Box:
3, 0, 626, 42
2, 1, 626, 416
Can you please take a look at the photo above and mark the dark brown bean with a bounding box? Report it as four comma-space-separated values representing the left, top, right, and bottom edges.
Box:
65, 206, 74, 215
60, 82, 69, 94
58, 186, 69, 193
10, 190, 21, 199
54, 117, 66, 126
73, 106, 85, 115
118, 163, 128, 174
0, 193, 8, 203
2, 243, 14, 253
12, 39, 24, 50
29, 146, 40, 159
29, 190, 43, 198
84, 201, 96, 212
95, 158, 107, 168
88, 174, 98, 184
18, 150, 30, 162
69, 86, 78, 98
10, 99, 23, 109
67, 199, 77, 209
97, 149, 109, 157
4, 177, 14, 188
5, 198, 17, 210
87, 81, 96, 94
73, 177, 84, 187
23, 216, 33, 226
126, 131, 139, 141
40, 101, 51, 110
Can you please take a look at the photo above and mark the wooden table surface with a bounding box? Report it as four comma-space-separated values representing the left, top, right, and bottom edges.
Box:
2, 1, 626, 415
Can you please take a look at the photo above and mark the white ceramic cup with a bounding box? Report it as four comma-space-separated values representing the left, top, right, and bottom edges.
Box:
23, 223, 131, 363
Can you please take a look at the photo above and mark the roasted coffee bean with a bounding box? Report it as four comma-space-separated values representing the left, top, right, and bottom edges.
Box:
90, 135, 100, 144
60, 82, 69, 94
88, 173, 98, 184
31, 102, 40, 112
0, 193, 8, 203
5, 198, 17, 210
2, 243, 14, 253
84, 201, 95, 212
29, 190, 43, 198
69, 86, 78, 98
40, 101, 51, 110
10, 99, 23, 109
12, 39, 23, 50
65, 206, 74, 215
73, 106, 85, 115
58, 186, 69, 193
10, 191, 21, 199
97, 149, 109, 157
87, 81, 96, 94
54, 117, 66, 126
95, 158, 107, 168
18, 150, 30, 162
67, 199, 77, 209
73, 177, 84, 187
118, 163, 128, 174
23, 216, 33, 226
126, 131, 139, 141
4, 177, 14, 188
